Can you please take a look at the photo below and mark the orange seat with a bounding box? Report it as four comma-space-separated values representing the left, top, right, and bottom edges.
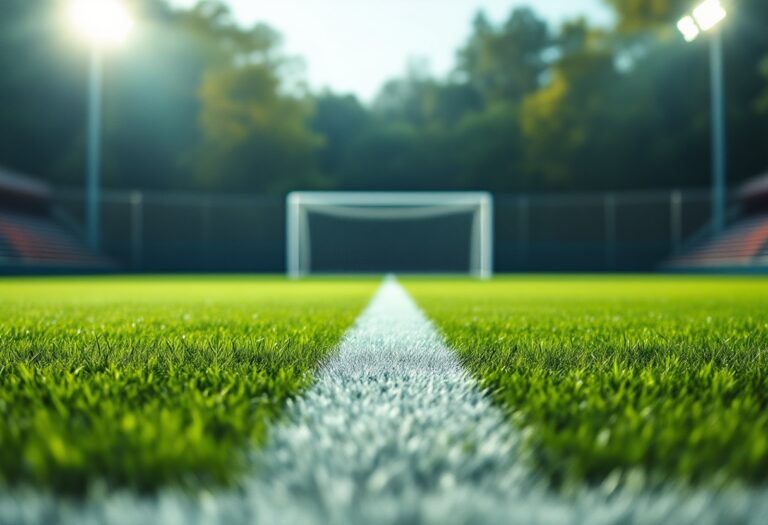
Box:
667, 215, 768, 268
0, 212, 110, 268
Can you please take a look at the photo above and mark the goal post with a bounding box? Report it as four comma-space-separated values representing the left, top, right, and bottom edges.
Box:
286, 192, 493, 279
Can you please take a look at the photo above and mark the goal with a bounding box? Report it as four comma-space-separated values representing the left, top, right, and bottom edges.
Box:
286, 192, 493, 279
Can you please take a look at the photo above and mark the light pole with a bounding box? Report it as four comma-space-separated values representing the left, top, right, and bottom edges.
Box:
677, 0, 728, 234
69, 0, 133, 250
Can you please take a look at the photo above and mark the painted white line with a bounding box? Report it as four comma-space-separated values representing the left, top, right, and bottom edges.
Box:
247, 276, 534, 523
1, 277, 766, 524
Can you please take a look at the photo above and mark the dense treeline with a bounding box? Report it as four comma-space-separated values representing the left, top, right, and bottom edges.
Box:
0, 0, 767, 194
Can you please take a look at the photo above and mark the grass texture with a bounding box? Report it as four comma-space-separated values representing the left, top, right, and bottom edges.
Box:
406, 276, 768, 489
0, 276, 375, 494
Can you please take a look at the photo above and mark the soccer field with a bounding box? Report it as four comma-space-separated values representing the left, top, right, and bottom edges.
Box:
1, 275, 767, 523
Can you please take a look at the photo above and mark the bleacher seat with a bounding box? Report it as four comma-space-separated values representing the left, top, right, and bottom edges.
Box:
0, 211, 111, 270
0, 166, 111, 272
666, 214, 768, 270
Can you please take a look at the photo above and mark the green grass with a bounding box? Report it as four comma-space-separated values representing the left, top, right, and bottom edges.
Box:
406, 276, 768, 489
0, 276, 376, 493
6, 274, 768, 495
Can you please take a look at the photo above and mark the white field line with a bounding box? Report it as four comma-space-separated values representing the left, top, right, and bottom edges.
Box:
1, 277, 767, 525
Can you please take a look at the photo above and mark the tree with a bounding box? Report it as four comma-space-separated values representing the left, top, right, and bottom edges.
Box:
311, 93, 371, 178
195, 57, 322, 192
100, 1, 209, 190
3, 0, 767, 197
0, 0, 85, 181
340, 123, 420, 190
373, 59, 484, 130
758, 57, 768, 115
520, 44, 620, 188
451, 101, 523, 191
604, 0, 768, 184
603, 0, 688, 35
373, 59, 440, 127
0, 0, 324, 193
457, 8, 551, 103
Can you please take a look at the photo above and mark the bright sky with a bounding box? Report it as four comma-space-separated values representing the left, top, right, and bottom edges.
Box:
169, 0, 612, 101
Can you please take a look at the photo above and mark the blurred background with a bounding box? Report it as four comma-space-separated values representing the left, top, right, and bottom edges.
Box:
1, 0, 767, 274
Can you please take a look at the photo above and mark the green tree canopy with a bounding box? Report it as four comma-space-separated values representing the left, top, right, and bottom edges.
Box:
1, 0, 767, 195
457, 8, 551, 102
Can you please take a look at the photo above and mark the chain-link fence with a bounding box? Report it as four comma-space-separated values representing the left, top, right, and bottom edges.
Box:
54, 188, 720, 273
495, 190, 717, 272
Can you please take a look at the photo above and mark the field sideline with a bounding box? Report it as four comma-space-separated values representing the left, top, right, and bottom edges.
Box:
1, 274, 767, 522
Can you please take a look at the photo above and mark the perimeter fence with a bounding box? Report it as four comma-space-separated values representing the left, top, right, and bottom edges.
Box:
54, 188, 719, 273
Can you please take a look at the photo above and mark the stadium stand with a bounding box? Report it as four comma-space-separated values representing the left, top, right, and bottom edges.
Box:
666, 172, 768, 272
0, 166, 111, 273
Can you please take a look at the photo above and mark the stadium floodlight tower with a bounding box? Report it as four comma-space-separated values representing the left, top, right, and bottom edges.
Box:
68, 0, 134, 250
286, 192, 493, 280
677, 0, 728, 234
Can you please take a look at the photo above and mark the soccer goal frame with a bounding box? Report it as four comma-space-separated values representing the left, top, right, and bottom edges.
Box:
286, 192, 493, 279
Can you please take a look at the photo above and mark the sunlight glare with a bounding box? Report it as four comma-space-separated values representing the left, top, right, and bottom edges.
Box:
69, 0, 134, 47
692, 0, 727, 32
676, 16, 701, 42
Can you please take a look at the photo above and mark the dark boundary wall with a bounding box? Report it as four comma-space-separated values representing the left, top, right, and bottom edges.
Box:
54, 188, 716, 273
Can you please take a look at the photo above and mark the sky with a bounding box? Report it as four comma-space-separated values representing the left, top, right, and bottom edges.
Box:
169, 1, 612, 101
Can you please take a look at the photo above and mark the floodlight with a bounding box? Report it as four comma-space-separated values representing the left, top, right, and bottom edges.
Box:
692, 0, 727, 32
677, 16, 701, 42
68, 0, 134, 250
675, 0, 729, 234
69, 0, 134, 47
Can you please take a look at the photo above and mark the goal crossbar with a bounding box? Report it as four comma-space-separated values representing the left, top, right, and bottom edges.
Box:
286, 192, 494, 279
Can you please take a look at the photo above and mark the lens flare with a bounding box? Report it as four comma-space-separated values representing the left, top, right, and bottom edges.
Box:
69, 0, 134, 47
677, 16, 701, 42
693, 0, 727, 32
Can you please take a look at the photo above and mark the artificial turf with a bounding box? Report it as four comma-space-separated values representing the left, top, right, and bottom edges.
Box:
406, 276, 768, 490
5, 274, 768, 496
0, 276, 376, 493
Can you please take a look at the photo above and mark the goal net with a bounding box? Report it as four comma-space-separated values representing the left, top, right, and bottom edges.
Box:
286, 192, 493, 279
